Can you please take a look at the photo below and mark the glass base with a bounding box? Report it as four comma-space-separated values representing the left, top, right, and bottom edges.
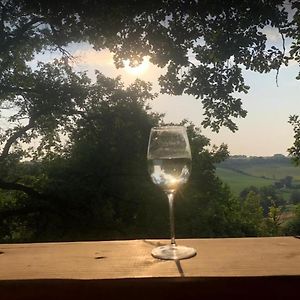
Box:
151, 244, 197, 260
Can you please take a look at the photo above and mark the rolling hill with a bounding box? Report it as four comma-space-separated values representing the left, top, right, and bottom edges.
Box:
216, 167, 276, 194
216, 155, 300, 195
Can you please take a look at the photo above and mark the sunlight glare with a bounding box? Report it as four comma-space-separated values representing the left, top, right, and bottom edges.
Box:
124, 57, 150, 76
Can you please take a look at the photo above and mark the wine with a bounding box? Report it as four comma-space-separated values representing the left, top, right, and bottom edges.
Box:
148, 158, 191, 193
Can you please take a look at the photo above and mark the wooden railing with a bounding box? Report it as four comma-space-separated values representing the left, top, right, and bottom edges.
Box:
0, 237, 299, 299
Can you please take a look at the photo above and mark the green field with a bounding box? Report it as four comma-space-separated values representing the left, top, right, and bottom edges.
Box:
216, 167, 276, 194
231, 164, 300, 181
216, 156, 300, 195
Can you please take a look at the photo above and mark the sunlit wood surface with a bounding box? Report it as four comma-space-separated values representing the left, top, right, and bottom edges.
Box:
0, 237, 299, 299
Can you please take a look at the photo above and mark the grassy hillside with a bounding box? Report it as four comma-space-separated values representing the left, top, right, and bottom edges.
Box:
216, 156, 300, 232
216, 156, 300, 195
231, 164, 300, 181
218, 156, 300, 180
216, 167, 276, 194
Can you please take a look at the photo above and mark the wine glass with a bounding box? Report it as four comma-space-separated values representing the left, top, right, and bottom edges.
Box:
147, 126, 197, 260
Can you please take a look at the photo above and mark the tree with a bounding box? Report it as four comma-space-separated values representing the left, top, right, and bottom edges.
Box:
0, 73, 164, 241
175, 125, 244, 237
288, 115, 300, 165
240, 185, 285, 217
282, 176, 293, 188
289, 190, 300, 205
1, 0, 300, 134
2, 0, 300, 178
0, 82, 244, 241
265, 204, 282, 236
0, 60, 90, 199
282, 204, 300, 235
240, 191, 265, 236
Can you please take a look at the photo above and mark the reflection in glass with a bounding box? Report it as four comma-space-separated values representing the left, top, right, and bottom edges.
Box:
147, 126, 196, 260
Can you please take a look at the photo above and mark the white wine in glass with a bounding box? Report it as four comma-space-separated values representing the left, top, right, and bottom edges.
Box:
147, 126, 196, 260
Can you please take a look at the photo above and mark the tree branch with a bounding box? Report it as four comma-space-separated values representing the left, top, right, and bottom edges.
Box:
276, 32, 286, 87
13, 17, 45, 39
0, 85, 40, 98
0, 16, 45, 56
0, 178, 43, 199
0, 119, 35, 161
0, 1, 7, 37
0, 205, 43, 219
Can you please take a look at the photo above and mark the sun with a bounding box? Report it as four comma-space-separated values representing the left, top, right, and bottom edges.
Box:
123, 57, 150, 76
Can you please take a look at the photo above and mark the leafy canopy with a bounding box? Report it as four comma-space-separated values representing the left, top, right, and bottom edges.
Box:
1, 0, 299, 132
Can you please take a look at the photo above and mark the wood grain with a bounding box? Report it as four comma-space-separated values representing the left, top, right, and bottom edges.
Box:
0, 237, 299, 280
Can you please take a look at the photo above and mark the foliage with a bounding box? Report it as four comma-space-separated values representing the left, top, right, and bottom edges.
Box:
288, 115, 300, 165
274, 176, 293, 189
0, 72, 244, 241
240, 191, 265, 236
175, 125, 244, 237
217, 156, 300, 199
216, 167, 276, 194
282, 204, 300, 235
289, 190, 300, 205
264, 205, 282, 236
240, 185, 284, 216
1, 0, 300, 134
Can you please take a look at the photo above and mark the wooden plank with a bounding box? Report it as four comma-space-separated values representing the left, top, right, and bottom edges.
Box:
0, 237, 299, 280
0, 237, 299, 299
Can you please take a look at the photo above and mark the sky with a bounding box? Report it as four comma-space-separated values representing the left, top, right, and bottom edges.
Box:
61, 43, 298, 157
31, 34, 300, 157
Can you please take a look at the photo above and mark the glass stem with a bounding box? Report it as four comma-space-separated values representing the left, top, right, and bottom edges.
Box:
167, 192, 176, 246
